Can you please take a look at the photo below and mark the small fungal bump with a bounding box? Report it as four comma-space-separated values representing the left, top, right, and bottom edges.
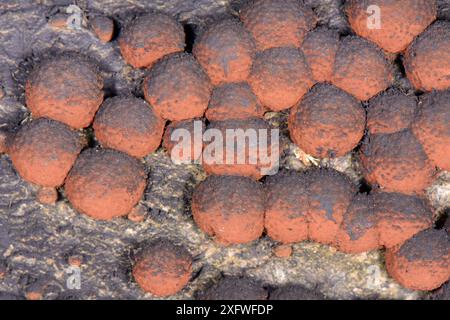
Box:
132, 240, 192, 297
411, 90, 450, 171
249, 47, 314, 111
36, 187, 58, 205
48, 14, 69, 29
360, 129, 435, 195
331, 36, 393, 101
301, 27, 340, 83
404, 20, 450, 92
206, 82, 264, 121
127, 204, 147, 223
67, 255, 83, 267
89, 15, 114, 42
162, 118, 204, 164
367, 89, 418, 135
202, 118, 279, 180
273, 244, 293, 258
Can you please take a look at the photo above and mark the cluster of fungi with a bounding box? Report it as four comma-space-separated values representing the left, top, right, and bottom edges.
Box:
0, 0, 449, 298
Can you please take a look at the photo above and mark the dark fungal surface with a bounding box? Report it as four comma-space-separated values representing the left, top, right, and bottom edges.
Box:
398, 229, 449, 262
206, 82, 264, 121
412, 90, 450, 171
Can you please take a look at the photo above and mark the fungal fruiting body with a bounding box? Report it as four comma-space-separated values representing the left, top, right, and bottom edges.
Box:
162, 118, 204, 163
90, 15, 114, 42
8, 118, 84, 187
25, 55, 104, 129
404, 21, 450, 92
65, 149, 146, 220
411, 90, 450, 171
360, 130, 435, 195
288, 84, 366, 158
331, 36, 393, 101
360, 91, 436, 195
202, 118, 279, 180
240, 0, 316, 51
193, 19, 256, 85
248, 47, 314, 111
133, 240, 192, 296
119, 13, 185, 68
265, 169, 356, 245
192, 175, 265, 245
206, 82, 264, 121
366, 89, 418, 135
143, 53, 212, 121
386, 229, 450, 291
93, 96, 165, 158
346, 0, 437, 53
301, 27, 340, 83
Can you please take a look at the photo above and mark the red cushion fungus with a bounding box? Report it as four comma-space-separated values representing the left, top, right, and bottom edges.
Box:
404, 21, 450, 92
385, 229, 450, 291
25, 55, 104, 129
346, 0, 437, 53
93, 96, 165, 158
65, 149, 146, 220
411, 90, 450, 171
240, 0, 316, 51
331, 36, 393, 101
249, 47, 314, 111
133, 240, 192, 297
143, 53, 212, 121
288, 84, 365, 158
118, 13, 185, 68
192, 175, 265, 245
206, 82, 264, 121
193, 19, 256, 85
8, 118, 84, 187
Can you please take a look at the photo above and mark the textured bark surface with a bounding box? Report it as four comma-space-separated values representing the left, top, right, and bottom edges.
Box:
0, 0, 449, 300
